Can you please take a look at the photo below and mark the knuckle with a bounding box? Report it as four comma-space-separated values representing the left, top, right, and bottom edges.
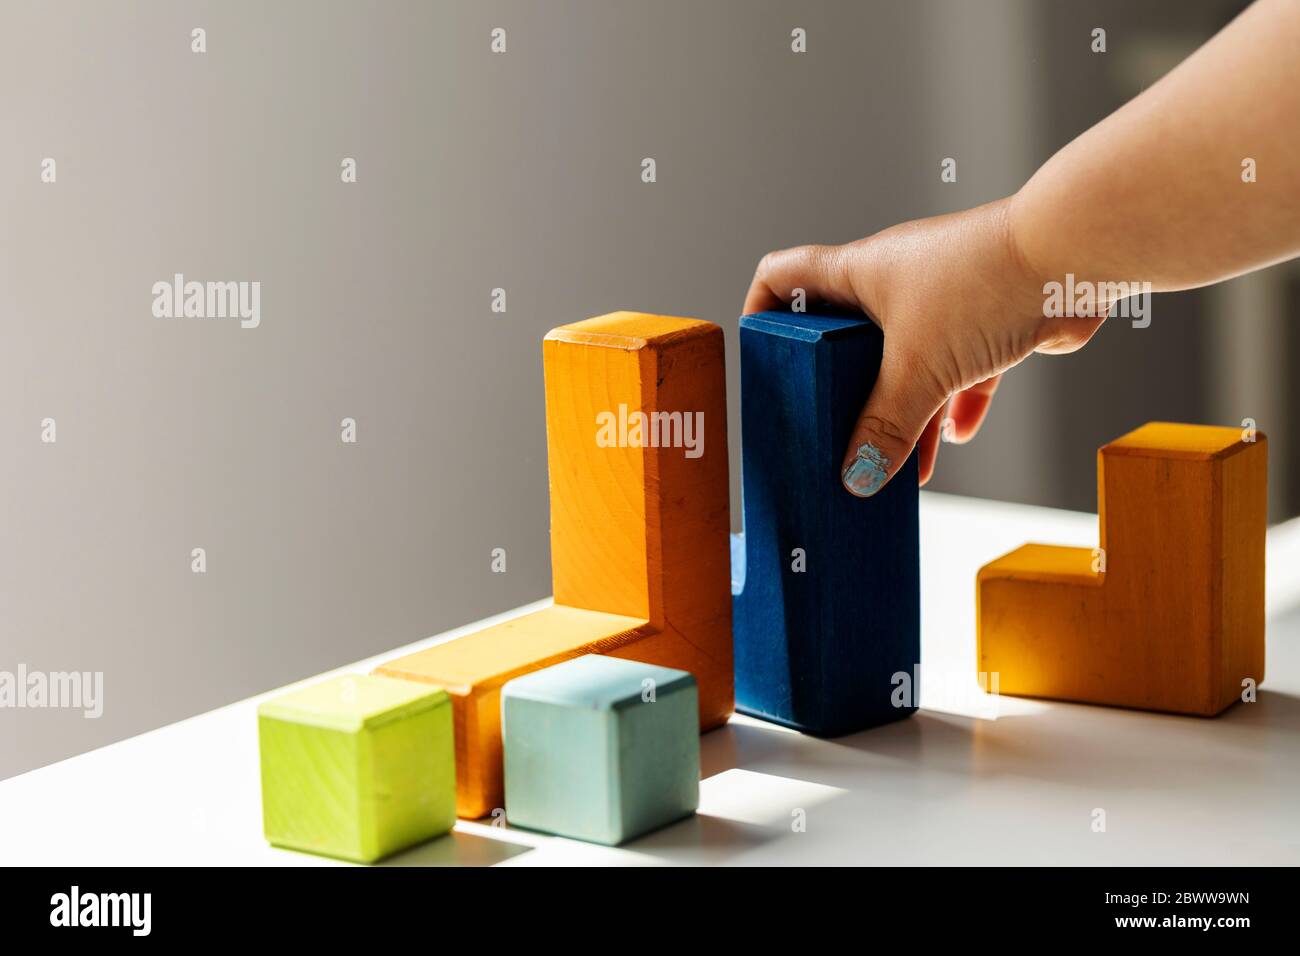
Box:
896, 348, 954, 404
857, 413, 913, 452
810, 244, 842, 285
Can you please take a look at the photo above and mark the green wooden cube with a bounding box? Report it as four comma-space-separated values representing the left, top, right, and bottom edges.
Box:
502, 654, 699, 845
257, 674, 456, 863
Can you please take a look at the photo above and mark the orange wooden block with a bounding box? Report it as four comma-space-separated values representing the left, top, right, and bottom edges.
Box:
376, 312, 733, 817
977, 422, 1266, 716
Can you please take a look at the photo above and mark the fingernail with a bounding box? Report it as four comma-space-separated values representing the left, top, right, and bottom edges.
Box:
842, 442, 890, 497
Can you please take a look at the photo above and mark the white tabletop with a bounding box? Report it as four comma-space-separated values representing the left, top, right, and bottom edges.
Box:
4, 491, 1299, 866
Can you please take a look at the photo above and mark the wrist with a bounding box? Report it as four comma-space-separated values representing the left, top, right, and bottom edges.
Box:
1000, 192, 1051, 295
1004, 190, 1112, 352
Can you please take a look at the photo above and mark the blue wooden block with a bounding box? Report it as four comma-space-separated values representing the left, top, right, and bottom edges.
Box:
731, 310, 920, 736
501, 654, 699, 845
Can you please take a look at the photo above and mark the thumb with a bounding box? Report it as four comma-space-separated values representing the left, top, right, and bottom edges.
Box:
841, 349, 947, 497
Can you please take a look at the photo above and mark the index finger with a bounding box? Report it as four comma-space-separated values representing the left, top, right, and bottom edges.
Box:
742, 243, 859, 316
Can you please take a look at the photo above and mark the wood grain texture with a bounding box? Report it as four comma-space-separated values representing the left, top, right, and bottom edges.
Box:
375, 312, 732, 818
731, 311, 920, 735
501, 654, 699, 845
257, 675, 456, 863
977, 422, 1267, 716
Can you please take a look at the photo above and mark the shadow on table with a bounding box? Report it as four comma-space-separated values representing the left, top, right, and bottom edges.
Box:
700, 688, 1300, 796
624, 810, 774, 858
701, 709, 965, 774
1217, 688, 1300, 731
380, 829, 533, 867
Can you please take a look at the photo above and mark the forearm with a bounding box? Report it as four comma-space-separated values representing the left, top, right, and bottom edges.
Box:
1011, 0, 1300, 293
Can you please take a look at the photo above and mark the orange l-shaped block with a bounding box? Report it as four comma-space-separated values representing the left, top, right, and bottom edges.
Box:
977, 422, 1266, 716
376, 312, 733, 817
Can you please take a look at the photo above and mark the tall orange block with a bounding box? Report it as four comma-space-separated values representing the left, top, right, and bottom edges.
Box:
376, 313, 733, 817
977, 422, 1266, 716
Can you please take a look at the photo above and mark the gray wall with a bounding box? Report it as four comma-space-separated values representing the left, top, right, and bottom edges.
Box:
3, 0, 1295, 779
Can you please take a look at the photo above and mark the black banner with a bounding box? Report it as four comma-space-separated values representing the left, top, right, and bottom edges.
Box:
1, 866, 1283, 941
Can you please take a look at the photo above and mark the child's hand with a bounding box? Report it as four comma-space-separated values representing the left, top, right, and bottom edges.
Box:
743, 197, 1105, 497
743, 0, 1300, 498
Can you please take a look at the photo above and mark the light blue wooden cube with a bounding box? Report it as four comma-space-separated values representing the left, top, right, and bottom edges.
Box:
501, 654, 699, 845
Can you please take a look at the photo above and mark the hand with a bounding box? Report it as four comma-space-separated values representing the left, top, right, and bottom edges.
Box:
742, 196, 1106, 496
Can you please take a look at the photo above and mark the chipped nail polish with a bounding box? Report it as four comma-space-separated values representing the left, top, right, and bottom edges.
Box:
842, 442, 890, 497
